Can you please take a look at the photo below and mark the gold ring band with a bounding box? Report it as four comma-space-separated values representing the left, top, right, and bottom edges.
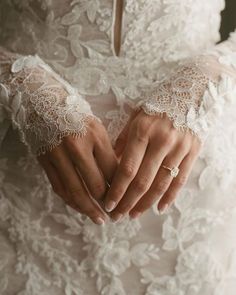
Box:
161, 165, 179, 177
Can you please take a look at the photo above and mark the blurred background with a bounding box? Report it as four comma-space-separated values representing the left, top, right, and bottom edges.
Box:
220, 0, 236, 41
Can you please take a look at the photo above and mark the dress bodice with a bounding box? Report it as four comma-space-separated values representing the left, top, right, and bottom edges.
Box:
0, 0, 225, 102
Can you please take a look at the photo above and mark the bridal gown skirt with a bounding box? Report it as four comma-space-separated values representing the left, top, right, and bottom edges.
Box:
1, 87, 236, 295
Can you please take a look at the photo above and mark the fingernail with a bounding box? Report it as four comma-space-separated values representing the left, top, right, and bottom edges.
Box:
94, 217, 105, 225
159, 204, 169, 215
111, 213, 123, 223
105, 200, 117, 212
130, 211, 142, 219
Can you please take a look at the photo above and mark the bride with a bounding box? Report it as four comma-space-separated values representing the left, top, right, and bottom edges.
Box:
0, 0, 236, 294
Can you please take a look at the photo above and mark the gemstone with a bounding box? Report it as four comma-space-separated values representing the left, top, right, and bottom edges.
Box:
171, 167, 179, 177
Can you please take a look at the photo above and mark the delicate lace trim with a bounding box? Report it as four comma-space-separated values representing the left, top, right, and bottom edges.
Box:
136, 57, 236, 142
0, 51, 100, 155
0, 2, 236, 294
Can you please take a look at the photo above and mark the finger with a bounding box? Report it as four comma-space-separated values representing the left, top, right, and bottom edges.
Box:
63, 134, 110, 199
68, 144, 107, 201
157, 147, 200, 212
109, 142, 167, 218
129, 145, 188, 217
93, 129, 118, 185
114, 110, 137, 157
38, 156, 69, 201
104, 119, 150, 215
49, 147, 108, 225
38, 156, 82, 212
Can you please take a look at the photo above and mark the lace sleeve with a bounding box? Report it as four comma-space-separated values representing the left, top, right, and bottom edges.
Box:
135, 31, 236, 143
0, 46, 100, 155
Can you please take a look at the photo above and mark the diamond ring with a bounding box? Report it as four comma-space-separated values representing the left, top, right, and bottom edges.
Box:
161, 165, 179, 178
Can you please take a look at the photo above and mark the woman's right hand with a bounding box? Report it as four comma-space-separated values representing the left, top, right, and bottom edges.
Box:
0, 48, 118, 225
37, 118, 118, 225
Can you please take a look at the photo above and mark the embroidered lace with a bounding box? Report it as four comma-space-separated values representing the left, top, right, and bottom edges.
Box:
0, 1, 236, 294
0, 47, 100, 155
136, 54, 236, 142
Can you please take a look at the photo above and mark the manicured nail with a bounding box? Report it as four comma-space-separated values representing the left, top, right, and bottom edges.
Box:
105, 200, 116, 212
130, 211, 141, 219
159, 204, 169, 215
94, 217, 105, 225
111, 213, 123, 223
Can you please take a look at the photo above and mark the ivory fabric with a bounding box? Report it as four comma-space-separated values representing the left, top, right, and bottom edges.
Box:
0, 1, 236, 294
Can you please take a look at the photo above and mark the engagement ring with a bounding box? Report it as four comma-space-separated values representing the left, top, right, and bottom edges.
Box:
161, 165, 179, 178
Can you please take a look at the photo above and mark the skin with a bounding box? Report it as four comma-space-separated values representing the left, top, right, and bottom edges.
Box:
37, 118, 118, 225
37, 109, 201, 225
37, 0, 201, 225
104, 109, 202, 222
102, 0, 202, 220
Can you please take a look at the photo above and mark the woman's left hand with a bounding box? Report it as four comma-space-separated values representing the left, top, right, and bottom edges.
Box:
104, 109, 202, 222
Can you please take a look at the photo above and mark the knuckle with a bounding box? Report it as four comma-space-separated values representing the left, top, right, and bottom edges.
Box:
133, 177, 149, 192
91, 125, 108, 145
132, 118, 150, 142
69, 186, 83, 198
175, 175, 188, 187
155, 180, 169, 195
93, 181, 106, 197
121, 162, 136, 178
96, 134, 108, 148
88, 120, 104, 136
88, 118, 101, 129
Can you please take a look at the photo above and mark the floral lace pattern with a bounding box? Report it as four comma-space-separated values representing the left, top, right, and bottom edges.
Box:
0, 0, 236, 294
0, 49, 99, 155
136, 56, 236, 142
0, 0, 225, 105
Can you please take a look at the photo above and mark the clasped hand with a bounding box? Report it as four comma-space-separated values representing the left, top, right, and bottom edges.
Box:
38, 108, 201, 225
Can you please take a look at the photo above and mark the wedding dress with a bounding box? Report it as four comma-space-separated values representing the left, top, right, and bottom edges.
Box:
0, 1, 236, 294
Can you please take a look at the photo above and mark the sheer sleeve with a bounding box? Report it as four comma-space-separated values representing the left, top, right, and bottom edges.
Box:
0, 47, 100, 155
135, 31, 236, 143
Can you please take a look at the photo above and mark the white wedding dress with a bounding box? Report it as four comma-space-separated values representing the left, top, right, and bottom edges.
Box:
1, 1, 236, 294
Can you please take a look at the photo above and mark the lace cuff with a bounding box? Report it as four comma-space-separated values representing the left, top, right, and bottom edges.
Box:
135, 33, 236, 142
0, 47, 100, 155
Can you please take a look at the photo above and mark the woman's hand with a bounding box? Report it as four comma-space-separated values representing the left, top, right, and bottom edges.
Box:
104, 109, 202, 222
38, 119, 118, 225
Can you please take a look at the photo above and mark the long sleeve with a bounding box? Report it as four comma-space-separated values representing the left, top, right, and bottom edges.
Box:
135, 31, 236, 143
0, 47, 100, 155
